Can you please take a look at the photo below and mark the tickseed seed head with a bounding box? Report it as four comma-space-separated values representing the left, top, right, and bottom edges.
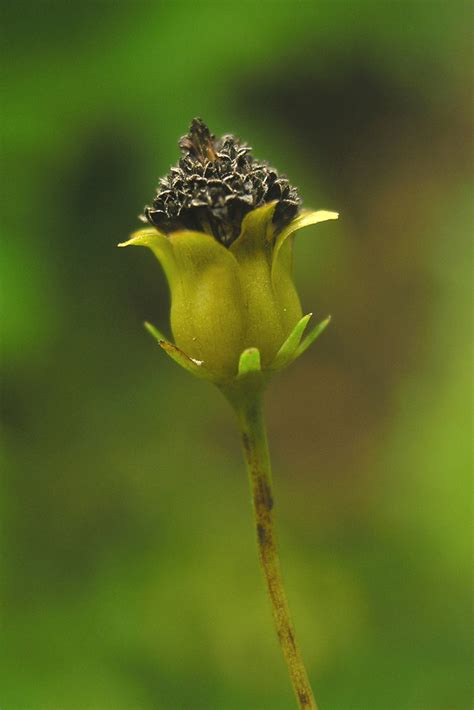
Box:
141, 118, 301, 246
120, 119, 338, 384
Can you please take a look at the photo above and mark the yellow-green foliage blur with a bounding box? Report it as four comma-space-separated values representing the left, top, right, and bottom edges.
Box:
1, 2, 472, 709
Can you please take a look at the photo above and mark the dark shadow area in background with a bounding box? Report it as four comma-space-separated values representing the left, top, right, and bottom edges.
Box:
239, 50, 471, 491
1, 3, 472, 709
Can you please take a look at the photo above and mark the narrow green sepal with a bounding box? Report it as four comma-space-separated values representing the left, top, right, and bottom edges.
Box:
144, 321, 168, 344
270, 313, 313, 370
272, 209, 339, 272
230, 201, 277, 257
294, 315, 331, 359
238, 347, 262, 377
144, 321, 209, 379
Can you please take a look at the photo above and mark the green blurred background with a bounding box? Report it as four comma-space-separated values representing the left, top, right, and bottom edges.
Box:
1, 2, 472, 709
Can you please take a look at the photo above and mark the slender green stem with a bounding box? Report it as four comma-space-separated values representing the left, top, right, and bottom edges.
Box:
234, 391, 318, 710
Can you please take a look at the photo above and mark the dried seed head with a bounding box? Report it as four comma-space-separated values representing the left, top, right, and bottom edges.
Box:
141, 118, 302, 246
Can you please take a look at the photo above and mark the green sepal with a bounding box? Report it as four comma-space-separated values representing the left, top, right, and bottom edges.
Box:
294, 315, 331, 359
238, 347, 262, 377
144, 321, 210, 379
230, 202, 288, 366
230, 201, 277, 259
144, 320, 168, 344
118, 228, 176, 284
269, 312, 313, 370
270, 209, 338, 347
122, 227, 245, 378
271, 209, 339, 280
166, 230, 245, 377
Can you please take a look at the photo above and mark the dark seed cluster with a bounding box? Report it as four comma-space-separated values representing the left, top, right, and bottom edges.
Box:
141, 118, 301, 246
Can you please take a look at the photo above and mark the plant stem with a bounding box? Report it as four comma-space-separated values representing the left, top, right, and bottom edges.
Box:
234, 391, 318, 710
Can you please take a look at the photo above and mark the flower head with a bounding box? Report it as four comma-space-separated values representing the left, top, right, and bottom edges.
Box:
119, 119, 338, 388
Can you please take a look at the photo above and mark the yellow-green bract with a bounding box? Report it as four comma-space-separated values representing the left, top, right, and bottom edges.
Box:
119, 201, 338, 384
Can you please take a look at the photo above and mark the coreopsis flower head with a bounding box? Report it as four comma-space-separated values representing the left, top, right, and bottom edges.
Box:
119, 118, 338, 389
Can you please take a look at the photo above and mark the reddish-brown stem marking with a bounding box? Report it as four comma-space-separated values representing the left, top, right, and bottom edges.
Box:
237, 395, 318, 710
